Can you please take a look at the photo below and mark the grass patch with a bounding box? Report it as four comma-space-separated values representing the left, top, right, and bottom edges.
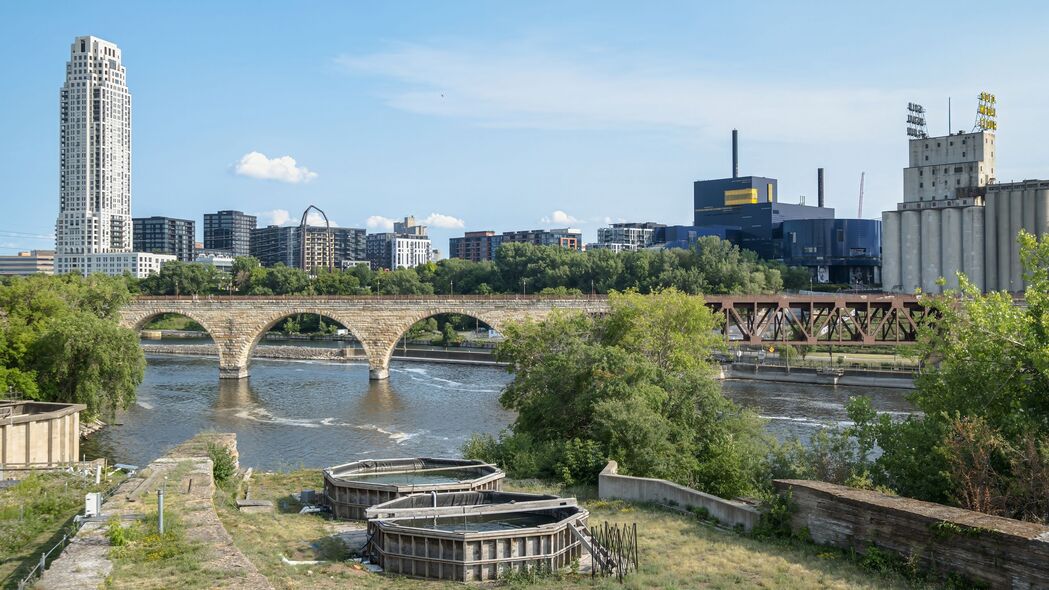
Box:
216, 470, 948, 589
0, 471, 113, 588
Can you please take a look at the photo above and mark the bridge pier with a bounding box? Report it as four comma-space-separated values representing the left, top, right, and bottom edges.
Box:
368, 367, 389, 381
219, 364, 249, 380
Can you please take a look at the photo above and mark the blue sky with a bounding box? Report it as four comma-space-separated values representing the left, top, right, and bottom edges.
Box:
3, 1, 1048, 253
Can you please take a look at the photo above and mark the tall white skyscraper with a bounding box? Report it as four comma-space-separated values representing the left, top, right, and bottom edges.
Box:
55, 35, 133, 274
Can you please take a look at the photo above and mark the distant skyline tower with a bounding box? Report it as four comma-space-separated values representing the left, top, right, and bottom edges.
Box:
55, 35, 132, 274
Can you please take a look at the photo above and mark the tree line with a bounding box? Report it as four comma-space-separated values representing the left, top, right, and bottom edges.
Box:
133, 237, 811, 297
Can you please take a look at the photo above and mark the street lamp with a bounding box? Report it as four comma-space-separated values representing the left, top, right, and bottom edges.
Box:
521, 278, 528, 296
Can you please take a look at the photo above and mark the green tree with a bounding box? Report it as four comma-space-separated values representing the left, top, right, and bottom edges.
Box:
311, 268, 364, 295
262, 264, 310, 295
30, 312, 145, 418
139, 261, 222, 295
230, 256, 268, 294
376, 269, 434, 295
468, 289, 769, 495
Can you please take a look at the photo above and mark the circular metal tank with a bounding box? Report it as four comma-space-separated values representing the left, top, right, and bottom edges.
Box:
367, 493, 588, 582
983, 192, 997, 292
881, 211, 901, 292
920, 209, 941, 293
323, 458, 505, 520
901, 210, 921, 293
1009, 189, 1024, 291
1036, 188, 1049, 239
941, 208, 962, 291
962, 206, 984, 292
997, 190, 1011, 292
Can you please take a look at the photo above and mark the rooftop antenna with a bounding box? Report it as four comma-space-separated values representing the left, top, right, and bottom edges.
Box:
948, 97, 952, 134
906, 102, 928, 139
858, 172, 865, 218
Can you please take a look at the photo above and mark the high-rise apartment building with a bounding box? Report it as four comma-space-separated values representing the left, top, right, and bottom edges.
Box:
594, 222, 664, 252
54, 36, 133, 274
203, 210, 256, 257
366, 233, 432, 270
500, 228, 582, 250
449, 231, 503, 262
133, 216, 195, 262
332, 227, 367, 267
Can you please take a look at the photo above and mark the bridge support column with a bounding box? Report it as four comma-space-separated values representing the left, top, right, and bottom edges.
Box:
219, 364, 249, 380
369, 367, 389, 381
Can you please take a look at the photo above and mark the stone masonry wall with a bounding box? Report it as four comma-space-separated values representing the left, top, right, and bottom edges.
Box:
774, 479, 1049, 589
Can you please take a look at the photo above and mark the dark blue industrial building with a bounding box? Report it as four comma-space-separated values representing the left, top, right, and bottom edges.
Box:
691, 131, 834, 259
676, 131, 882, 287
782, 219, 882, 285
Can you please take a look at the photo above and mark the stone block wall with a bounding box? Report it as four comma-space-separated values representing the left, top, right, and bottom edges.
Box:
774, 479, 1049, 589
598, 461, 760, 531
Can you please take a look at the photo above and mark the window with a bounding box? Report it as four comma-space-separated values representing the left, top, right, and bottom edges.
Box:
836, 229, 844, 242
919, 182, 924, 188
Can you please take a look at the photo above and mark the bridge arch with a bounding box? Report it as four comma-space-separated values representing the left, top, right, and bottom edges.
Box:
120, 309, 232, 374
231, 309, 372, 378
369, 307, 512, 380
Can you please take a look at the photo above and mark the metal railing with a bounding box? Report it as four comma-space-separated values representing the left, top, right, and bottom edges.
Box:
14, 473, 122, 590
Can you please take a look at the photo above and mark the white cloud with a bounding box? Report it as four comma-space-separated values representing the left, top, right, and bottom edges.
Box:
421, 212, 465, 229
540, 210, 579, 225
256, 209, 291, 226
255, 208, 338, 227
337, 44, 906, 142
233, 151, 318, 183
366, 215, 395, 230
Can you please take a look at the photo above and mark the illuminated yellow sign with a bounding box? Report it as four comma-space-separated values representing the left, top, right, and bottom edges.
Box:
725, 188, 758, 206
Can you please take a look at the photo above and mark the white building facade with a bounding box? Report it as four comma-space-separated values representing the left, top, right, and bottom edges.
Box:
74, 252, 175, 279
55, 36, 134, 275
392, 237, 432, 269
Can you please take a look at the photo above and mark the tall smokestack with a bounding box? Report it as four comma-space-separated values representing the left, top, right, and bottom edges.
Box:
731, 129, 739, 178
817, 168, 825, 208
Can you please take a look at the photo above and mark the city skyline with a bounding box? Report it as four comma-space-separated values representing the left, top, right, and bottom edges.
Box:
3, 1, 1049, 255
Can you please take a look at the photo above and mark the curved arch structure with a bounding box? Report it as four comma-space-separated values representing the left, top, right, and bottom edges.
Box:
299, 205, 333, 273
119, 296, 608, 380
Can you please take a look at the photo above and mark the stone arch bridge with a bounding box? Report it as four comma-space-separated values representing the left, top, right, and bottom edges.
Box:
119, 294, 925, 381
120, 296, 608, 380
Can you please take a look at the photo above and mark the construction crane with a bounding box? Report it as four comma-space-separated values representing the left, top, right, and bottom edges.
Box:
857, 172, 865, 218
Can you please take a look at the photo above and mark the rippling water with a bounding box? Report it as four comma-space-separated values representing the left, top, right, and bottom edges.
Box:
85, 355, 914, 469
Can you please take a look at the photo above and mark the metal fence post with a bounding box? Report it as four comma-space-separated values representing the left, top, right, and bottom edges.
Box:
158, 488, 165, 534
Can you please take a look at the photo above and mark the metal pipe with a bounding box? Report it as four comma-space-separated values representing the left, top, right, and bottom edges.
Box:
817, 168, 825, 208
731, 129, 739, 178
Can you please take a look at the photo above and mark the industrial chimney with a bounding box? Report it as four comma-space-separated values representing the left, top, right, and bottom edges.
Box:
731, 129, 739, 178
817, 168, 825, 208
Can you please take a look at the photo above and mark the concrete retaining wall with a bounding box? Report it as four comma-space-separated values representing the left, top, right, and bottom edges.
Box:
774, 479, 1049, 589
720, 363, 915, 389
598, 461, 760, 531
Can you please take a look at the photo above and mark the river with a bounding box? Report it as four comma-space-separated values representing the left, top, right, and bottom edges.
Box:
84, 355, 914, 470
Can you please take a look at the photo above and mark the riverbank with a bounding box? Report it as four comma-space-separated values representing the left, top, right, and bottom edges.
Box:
140, 343, 507, 367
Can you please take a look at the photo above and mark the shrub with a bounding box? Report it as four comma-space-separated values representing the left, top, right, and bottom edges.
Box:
208, 443, 236, 483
